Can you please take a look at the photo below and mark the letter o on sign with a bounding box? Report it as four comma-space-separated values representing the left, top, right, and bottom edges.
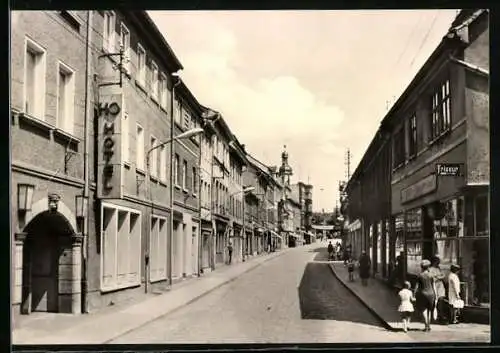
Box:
108, 102, 121, 116
104, 136, 115, 149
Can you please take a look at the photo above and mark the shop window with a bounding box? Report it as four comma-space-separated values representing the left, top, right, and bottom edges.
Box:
150, 216, 167, 282
101, 205, 141, 291
460, 238, 489, 306
475, 194, 489, 237
406, 241, 422, 275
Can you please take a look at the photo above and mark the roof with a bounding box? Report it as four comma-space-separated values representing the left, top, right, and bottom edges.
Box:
246, 153, 274, 183
129, 11, 183, 74
176, 80, 205, 116
346, 19, 469, 192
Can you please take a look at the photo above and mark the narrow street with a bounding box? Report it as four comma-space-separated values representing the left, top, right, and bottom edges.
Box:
109, 245, 413, 344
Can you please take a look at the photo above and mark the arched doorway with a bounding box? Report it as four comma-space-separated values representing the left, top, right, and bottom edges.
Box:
21, 210, 80, 314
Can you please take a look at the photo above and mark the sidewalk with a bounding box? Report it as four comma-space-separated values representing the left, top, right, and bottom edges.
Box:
13, 247, 293, 345
329, 262, 490, 341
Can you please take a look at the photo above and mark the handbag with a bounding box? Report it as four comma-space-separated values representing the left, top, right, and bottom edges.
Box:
453, 299, 465, 309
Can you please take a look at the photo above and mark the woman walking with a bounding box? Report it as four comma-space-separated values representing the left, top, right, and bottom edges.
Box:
448, 264, 463, 324
414, 259, 436, 332
429, 256, 446, 323
358, 251, 371, 286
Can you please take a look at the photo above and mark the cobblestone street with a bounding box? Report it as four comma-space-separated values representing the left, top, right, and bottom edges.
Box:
110, 245, 413, 344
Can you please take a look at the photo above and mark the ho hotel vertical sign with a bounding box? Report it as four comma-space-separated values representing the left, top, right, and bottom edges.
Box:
97, 93, 123, 199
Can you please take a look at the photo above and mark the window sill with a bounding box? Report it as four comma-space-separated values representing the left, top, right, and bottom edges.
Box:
100, 281, 141, 293
151, 95, 159, 105
17, 112, 81, 147
160, 105, 169, 115
136, 167, 146, 176
124, 161, 131, 169
53, 127, 81, 146
135, 79, 148, 94
174, 184, 182, 190
192, 193, 198, 198
150, 277, 168, 284
150, 174, 159, 182
182, 188, 189, 194
429, 128, 451, 146
158, 179, 167, 187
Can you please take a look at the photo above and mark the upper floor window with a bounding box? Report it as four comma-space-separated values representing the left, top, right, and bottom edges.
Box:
24, 37, 46, 119
174, 100, 181, 125
431, 79, 451, 140
150, 136, 158, 177
159, 72, 168, 110
183, 112, 191, 130
150, 61, 159, 100
182, 160, 188, 189
59, 11, 81, 32
119, 23, 130, 73
137, 44, 146, 87
136, 124, 145, 170
102, 11, 116, 52
192, 167, 197, 194
174, 154, 180, 185
57, 61, 75, 134
408, 113, 417, 158
393, 126, 405, 169
159, 144, 167, 182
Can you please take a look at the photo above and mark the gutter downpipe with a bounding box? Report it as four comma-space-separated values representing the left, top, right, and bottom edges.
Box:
169, 75, 182, 287
82, 10, 93, 314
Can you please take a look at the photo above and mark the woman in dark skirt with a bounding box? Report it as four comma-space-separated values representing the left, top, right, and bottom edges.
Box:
414, 259, 436, 332
358, 251, 371, 286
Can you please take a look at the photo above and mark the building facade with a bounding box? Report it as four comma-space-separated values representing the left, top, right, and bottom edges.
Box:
11, 10, 92, 318
345, 9, 489, 315
171, 81, 204, 281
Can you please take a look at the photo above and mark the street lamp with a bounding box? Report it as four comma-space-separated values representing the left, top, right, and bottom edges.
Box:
145, 127, 204, 293
17, 183, 35, 214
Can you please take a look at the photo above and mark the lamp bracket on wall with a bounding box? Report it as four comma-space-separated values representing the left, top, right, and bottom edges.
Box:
98, 46, 128, 88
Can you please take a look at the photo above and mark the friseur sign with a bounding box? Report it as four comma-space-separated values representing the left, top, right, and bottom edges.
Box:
400, 173, 437, 204
436, 163, 463, 177
97, 94, 123, 199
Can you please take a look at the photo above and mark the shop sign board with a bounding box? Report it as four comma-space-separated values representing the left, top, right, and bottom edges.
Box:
401, 174, 437, 204
436, 163, 464, 176
97, 93, 123, 199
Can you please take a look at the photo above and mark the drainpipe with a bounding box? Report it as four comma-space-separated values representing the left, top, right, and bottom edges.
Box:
197, 130, 202, 276
82, 10, 93, 314
168, 75, 182, 286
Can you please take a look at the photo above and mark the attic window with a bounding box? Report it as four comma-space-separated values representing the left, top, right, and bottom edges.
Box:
59, 11, 81, 32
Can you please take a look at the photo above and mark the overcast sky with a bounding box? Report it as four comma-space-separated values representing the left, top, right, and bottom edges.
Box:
148, 9, 459, 212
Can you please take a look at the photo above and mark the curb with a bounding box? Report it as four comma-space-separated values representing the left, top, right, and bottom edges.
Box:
327, 263, 395, 332
104, 249, 289, 343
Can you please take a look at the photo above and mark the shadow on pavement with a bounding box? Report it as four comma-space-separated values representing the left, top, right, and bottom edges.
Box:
297, 262, 385, 328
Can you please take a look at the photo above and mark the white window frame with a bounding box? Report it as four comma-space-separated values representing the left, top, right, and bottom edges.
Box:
150, 61, 159, 101
174, 99, 182, 125
56, 61, 76, 134
137, 43, 146, 87
150, 135, 158, 177
150, 215, 168, 282
100, 203, 142, 292
102, 11, 116, 53
136, 124, 145, 171
122, 112, 129, 163
174, 153, 180, 186
192, 167, 197, 196
159, 72, 168, 110
119, 22, 131, 74
159, 144, 167, 182
24, 37, 46, 120
183, 112, 190, 130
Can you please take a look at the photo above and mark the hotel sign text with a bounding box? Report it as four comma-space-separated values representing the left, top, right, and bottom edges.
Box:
436, 163, 463, 177
97, 93, 123, 199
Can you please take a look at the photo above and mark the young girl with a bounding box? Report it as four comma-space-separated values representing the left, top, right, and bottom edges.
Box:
398, 281, 415, 332
347, 257, 355, 281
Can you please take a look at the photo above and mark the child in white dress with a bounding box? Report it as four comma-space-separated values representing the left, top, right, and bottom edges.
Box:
398, 281, 415, 332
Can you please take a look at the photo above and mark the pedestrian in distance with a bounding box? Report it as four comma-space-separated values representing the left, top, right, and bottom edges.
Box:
358, 251, 371, 286
448, 264, 463, 324
398, 281, 416, 332
227, 242, 233, 265
327, 241, 334, 261
347, 257, 355, 282
414, 259, 436, 332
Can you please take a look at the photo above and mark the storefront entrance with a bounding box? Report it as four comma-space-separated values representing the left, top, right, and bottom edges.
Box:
21, 210, 81, 314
